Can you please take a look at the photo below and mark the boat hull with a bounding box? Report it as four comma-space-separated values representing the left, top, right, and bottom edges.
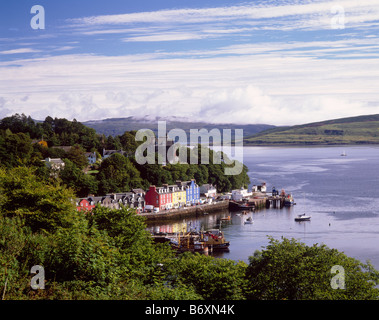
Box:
294, 215, 311, 221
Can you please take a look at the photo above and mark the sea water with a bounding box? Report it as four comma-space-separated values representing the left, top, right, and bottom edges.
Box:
148, 146, 379, 269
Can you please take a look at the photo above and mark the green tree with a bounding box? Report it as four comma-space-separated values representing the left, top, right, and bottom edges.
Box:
119, 130, 140, 155
0, 167, 79, 233
0, 132, 33, 168
66, 145, 88, 169
245, 237, 379, 300
59, 159, 98, 197
87, 205, 174, 281
97, 153, 143, 194
165, 252, 248, 300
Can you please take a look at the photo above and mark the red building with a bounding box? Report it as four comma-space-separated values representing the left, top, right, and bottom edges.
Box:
145, 185, 172, 211
76, 198, 95, 213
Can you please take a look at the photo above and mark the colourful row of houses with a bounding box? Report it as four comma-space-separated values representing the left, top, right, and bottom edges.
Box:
76, 180, 217, 213
144, 180, 201, 211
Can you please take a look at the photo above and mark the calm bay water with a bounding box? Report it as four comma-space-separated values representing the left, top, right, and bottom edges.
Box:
148, 146, 379, 269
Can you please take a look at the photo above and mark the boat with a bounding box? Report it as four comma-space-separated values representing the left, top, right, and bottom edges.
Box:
202, 229, 230, 251
244, 217, 254, 224
168, 233, 208, 253
166, 229, 230, 252
284, 193, 295, 206
294, 214, 311, 221
220, 216, 231, 221
229, 200, 256, 211
341, 150, 347, 156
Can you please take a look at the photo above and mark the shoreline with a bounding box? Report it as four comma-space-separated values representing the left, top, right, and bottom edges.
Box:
141, 195, 271, 223
140, 200, 230, 223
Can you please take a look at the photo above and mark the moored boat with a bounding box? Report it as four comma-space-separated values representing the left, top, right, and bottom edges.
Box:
244, 217, 254, 224
164, 229, 230, 252
229, 200, 255, 211
294, 214, 311, 221
202, 229, 230, 250
284, 193, 295, 206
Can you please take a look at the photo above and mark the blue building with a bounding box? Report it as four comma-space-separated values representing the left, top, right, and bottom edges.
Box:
177, 180, 200, 205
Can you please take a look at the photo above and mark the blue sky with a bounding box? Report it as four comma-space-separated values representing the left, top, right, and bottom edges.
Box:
1, 0, 379, 125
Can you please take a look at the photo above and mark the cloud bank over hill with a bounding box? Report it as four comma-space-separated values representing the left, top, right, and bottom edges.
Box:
1, 0, 379, 125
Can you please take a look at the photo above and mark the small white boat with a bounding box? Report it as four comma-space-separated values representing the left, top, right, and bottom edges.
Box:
294, 214, 311, 222
244, 217, 254, 224
341, 151, 347, 156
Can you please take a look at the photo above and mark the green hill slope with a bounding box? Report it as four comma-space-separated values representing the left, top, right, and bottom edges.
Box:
84, 117, 275, 139
244, 114, 379, 145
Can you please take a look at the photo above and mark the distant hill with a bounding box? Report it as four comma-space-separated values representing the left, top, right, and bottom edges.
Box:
244, 114, 379, 145
83, 116, 275, 141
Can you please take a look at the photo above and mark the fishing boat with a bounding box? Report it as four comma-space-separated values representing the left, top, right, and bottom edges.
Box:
166, 229, 230, 252
229, 200, 255, 211
168, 233, 207, 253
294, 214, 311, 221
244, 217, 254, 224
284, 193, 295, 206
202, 229, 230, 251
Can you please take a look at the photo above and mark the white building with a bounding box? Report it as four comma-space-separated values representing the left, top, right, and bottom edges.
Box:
42, 157, 65, 171
200, 184, 217, 198
252, 182, 267, 193
231, 188, 252, 201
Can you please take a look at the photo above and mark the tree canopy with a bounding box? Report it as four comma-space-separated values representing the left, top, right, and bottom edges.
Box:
244, 237, 379, 300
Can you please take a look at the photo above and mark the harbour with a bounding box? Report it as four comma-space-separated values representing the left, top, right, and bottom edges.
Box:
147, 146, 379, 269
146, 183, 296, 253
142, 187, 293, 223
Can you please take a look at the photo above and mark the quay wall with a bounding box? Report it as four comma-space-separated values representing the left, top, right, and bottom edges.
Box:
140, 195, 272, 223
140, 200, 229, 223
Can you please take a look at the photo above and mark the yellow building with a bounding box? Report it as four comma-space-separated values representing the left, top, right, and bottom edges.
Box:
169, 185, 187, 208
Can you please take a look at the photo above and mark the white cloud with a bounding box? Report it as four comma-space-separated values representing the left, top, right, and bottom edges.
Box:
1, 45, 378, 125
0, 48, 41, 55
123, 32, 209, 42
2, 0, 379, 125
70, 0, 379, 33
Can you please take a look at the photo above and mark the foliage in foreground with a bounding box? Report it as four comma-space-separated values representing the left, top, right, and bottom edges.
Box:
0, 166, 379, 300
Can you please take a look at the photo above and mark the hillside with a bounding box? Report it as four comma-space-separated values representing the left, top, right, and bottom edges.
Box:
244, 114, 379, 145
83, 116, 275, 140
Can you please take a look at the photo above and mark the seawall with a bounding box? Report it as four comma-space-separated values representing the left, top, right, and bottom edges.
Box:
140, 200, 229, 223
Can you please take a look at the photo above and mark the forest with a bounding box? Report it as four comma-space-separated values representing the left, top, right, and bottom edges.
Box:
1, 113, 379, 300
0, 113, 250, 197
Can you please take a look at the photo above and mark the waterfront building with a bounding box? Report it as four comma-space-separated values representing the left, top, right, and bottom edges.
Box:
252, 182, 267, 193
177, 180, 200, 205
168, 184, 186, 208
231, 188, 252, 201
200, 183, 217, 198
106, 192, 145, 212
145, 185, 173, 211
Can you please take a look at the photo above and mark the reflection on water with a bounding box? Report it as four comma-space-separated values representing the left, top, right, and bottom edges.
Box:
148, 146, 379, 269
